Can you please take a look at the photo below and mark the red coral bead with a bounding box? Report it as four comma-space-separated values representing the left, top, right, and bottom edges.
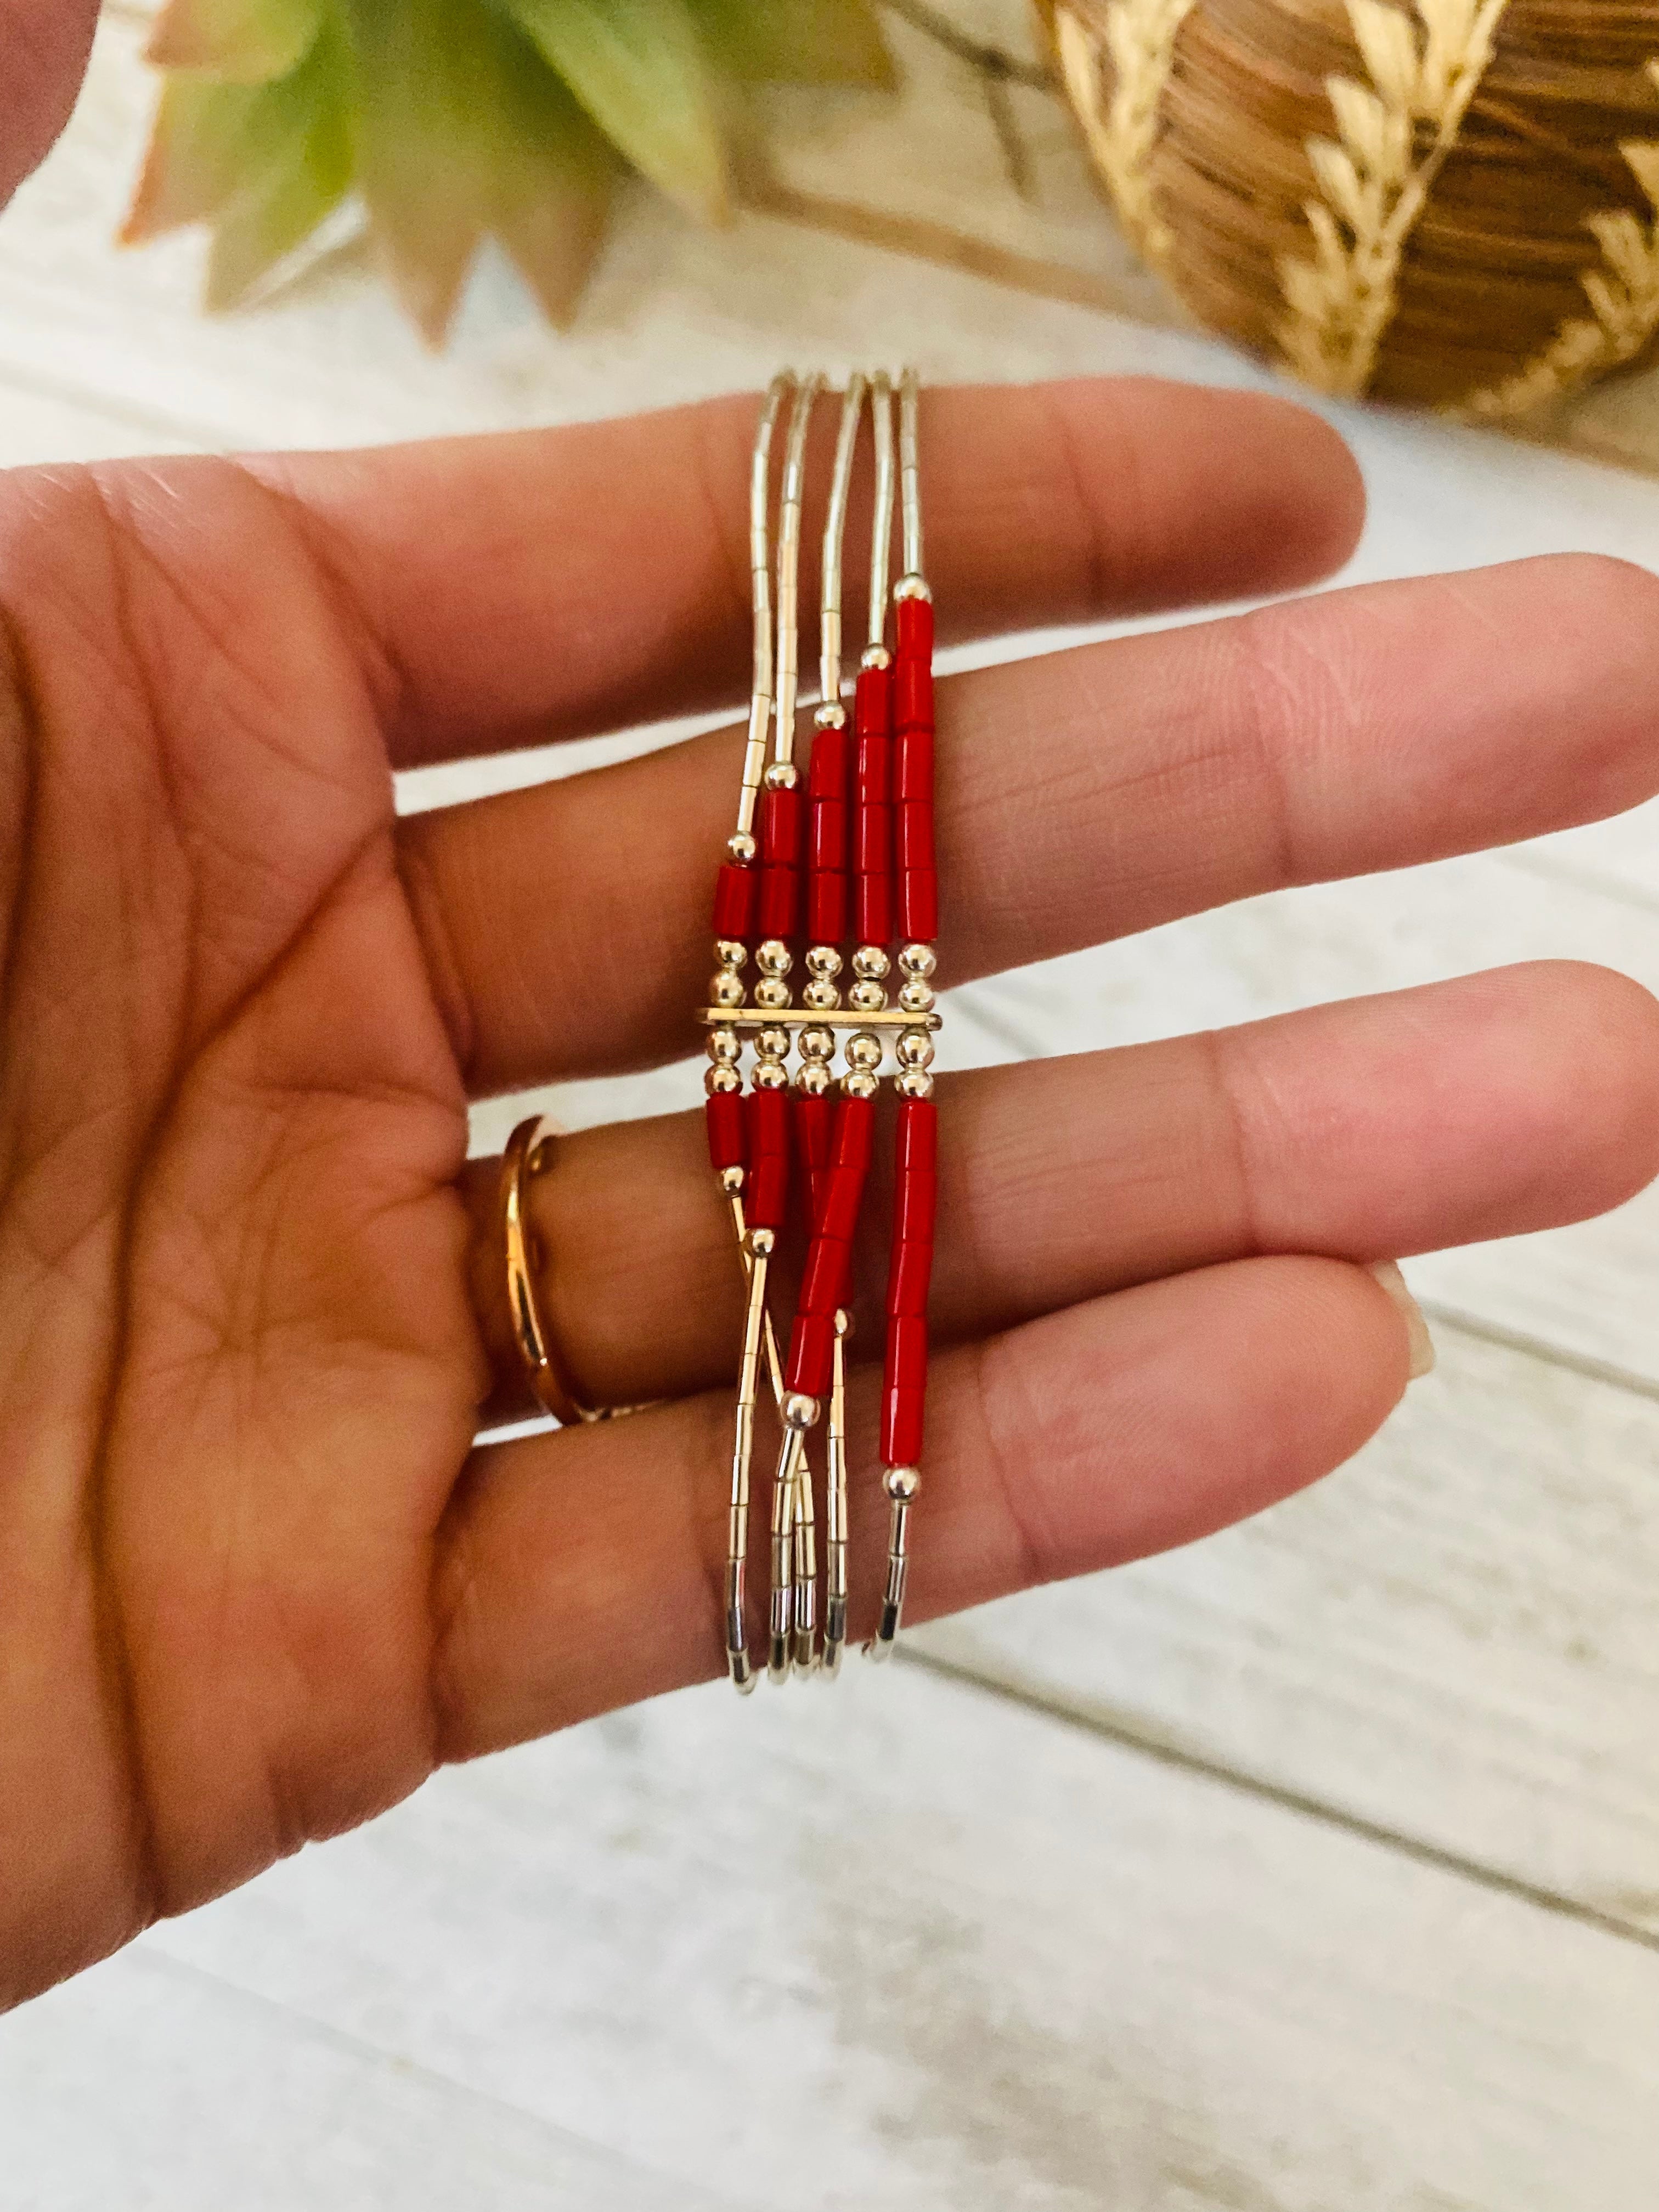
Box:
787, 1312, 837, 1399
808, 719, 849, 799
855, 871, 893, 946
895, 1095, 938, 1174
758, 863, 799, 941
713, 861, 755, 941
899, 867, 938, 942
807, 873, 847, 946
833, 1092, 876, 1169
895, 725, 934, 803
760, 782, 804, 865
896, 595, 934, 659
705, 1090, 746, 1172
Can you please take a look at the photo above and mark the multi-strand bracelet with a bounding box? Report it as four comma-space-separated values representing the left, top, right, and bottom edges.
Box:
702, 368, 939, 1693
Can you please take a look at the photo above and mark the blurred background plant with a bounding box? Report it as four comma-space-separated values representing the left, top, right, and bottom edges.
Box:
123, 0, 900, 340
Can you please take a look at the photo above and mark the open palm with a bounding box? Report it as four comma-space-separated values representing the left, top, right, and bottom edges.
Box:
3, 379, 1657, 2011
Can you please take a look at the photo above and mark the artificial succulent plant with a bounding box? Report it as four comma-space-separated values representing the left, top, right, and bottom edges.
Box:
125, 0, 894, 339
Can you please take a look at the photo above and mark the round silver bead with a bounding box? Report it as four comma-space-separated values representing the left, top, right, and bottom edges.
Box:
860, 644, 891, 672
896, 1030, 936, 1070
764, 761, 798, 791
842, 1070, 879, 1099
845, 1032, 883, 1072
852, 945, 891, 981
754, 978, 791, 1010
705, 1063, 741, 1096
814, 701, 846, 730
797, 1060, 830, 1096
756, 939, 792, 977
727, 832, 757, 865
753, 1060, 788, 1090
896, 1067, 935, 1099
894, 573, 932, 603
783, 1392, 820, 1432
757, 1026, 791, 1062
803, 979, 840, 1012
898, 978, 935, 1014
709, 971, 745, 1008
719, 1164, 744, 1193
749, 1227, 776, 1259
848, 979, 888, 1013
806, 945, 844, 979
899, 942, 937, 978
707, 1028, 741, 1065
883, 1464, 921, 1501
800, 1025, 835, 1061
715, 939, 747, 970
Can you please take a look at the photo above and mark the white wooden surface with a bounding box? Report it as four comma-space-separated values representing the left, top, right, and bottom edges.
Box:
2, 10, 1659, 2208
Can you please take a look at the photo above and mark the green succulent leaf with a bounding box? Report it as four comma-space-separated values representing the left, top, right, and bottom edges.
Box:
692, 0, 894, 86
130, 0, 899, 338
146, 0, 326, 84
124, 29, 341, 240
342, 0, 619, 340
206, 59, 352, 304
504, 0, 730, 223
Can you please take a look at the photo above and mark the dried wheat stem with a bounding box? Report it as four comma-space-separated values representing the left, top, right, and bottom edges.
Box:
1055, 0, 1199, 271
1277, 0, 1512, 399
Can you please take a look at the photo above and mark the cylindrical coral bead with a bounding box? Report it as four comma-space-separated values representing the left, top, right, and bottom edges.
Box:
895, 1094, 938, 1176
807, 872, 847, 945
885, 1238, 932, 1318
896, 799, 935, 873
833, 1092, 875, 1170
746, 1087, 791, 1231
808, 719, 849, 799
855, 871, 893, 947
758, 863, 799, 941
895, 655, 933, 733
713, 862, 756, 941
899, 868, 938, 942
896, 594, 935, 661
895, 725, 934, 803
760, 783, 804, 865
705, 1089, 746, 1172
795, 1091, 833, 1214
799, 1232, 850, 1318
810, 797, 847, 873
881, 1385, 927, 1470
894, 1156, 937, 1242
787, 1312, 837, 1400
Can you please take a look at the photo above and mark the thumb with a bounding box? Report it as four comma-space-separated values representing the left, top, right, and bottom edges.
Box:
0, 0, 99, 210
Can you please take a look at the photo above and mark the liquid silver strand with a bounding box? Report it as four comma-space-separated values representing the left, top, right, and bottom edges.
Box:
763, 374, 821, 1683
808, 376, 868, 1676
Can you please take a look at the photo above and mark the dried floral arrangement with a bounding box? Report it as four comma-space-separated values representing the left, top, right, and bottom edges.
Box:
125, 0, 895, 340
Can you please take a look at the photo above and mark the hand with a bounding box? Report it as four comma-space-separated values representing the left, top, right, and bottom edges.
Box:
3, 380, 1657, 2008
0, 0, 98, 209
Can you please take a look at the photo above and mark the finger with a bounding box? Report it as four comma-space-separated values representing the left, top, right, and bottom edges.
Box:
245, 378, 1362, 765
463, 963, 1659, 1419
432, 1255, 1409, 1756
0, 1, 97, 207
402, 551, 1659, 1094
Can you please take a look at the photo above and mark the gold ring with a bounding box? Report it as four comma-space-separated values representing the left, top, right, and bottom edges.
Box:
500, 1116, 636, 1425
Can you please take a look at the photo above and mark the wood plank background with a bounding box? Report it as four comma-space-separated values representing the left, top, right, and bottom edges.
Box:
1, 8, 1657, 2207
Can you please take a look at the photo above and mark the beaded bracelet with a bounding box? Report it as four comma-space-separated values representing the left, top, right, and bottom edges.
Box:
702, 368, 938, 1693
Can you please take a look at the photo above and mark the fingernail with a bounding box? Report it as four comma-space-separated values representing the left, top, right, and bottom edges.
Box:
1369, 1260, 1436, 1380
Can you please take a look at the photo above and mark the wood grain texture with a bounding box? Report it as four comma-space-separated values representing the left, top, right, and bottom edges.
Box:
919, 1321, 1659, 1937
128, 1660, 1659, 2212
1, 1943, 726, 2210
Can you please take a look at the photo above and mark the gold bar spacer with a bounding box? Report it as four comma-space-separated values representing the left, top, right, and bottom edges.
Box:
701, 1006, 941, 1032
